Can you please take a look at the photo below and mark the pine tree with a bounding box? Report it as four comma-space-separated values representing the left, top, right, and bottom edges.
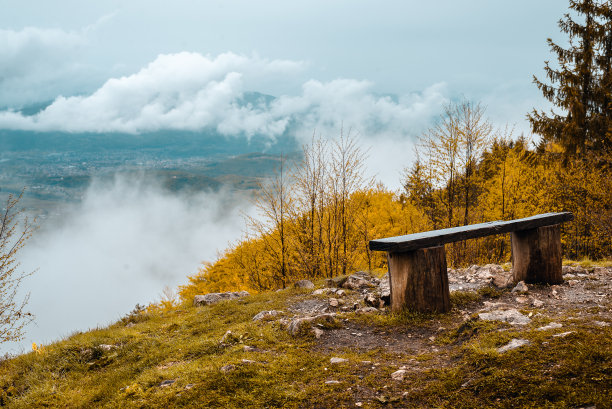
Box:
529, 0, 612, 156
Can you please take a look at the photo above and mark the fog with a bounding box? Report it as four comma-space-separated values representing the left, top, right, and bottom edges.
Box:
3, 175, 252, 355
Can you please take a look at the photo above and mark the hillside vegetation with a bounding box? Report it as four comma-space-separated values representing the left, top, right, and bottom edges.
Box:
1, 261, 611, 408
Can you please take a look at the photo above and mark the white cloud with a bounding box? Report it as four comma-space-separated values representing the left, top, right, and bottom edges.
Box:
0, 27, 87, 106
0, 51, 447, 142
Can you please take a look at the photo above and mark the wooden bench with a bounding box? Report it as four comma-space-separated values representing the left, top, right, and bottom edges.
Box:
369, 212, 574, 313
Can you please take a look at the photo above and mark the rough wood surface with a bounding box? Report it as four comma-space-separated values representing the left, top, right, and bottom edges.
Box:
388, 246, 450, 313
370, 212, 573, 253
512, 225, 563, 284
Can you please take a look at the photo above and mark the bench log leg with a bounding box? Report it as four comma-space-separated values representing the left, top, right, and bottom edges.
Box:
511, 224, 563, 284
387, 246, 450, 313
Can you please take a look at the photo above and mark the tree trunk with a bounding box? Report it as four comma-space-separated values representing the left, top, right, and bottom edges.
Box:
387, 246, 450, 313
511, 224, 563, 284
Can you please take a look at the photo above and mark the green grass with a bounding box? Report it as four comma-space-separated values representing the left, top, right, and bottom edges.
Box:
1, 284, 610, 408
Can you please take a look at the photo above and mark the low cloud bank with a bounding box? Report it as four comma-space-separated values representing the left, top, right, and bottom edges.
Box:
0, 51, 447, 141
3, 176, 251, 354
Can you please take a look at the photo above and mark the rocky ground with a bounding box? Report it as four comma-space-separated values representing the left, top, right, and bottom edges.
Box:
202, 262, 611, 370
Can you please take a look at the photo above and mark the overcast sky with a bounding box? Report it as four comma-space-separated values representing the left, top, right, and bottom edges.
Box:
0, 1, 568, 135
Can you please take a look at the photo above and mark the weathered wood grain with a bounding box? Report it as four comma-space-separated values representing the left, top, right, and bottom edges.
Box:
387, 246, 450, 313
369, 212, 573, 252
512, 225, 563, 284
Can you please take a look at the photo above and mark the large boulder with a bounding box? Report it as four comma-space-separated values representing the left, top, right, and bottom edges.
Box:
193, 291, 250, 307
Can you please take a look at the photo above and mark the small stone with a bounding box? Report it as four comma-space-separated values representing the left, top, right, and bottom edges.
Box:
99, 344, 115, 351
342, 271, 378, 290
294, 279, 315, 289
330, 357, 348, 364
355, 306, 379, 315
478, 308, 531, 325
497, 338, 530, 353
515, 296, 529, 304
194, 291, 249, 307
252, 310, 282, 321
594, 321, 610, 327
185, 384, 194, 390
537, 322, 563, 331
287, 313, 337, 336
325, 380, 341, 385
335, 289, 346, 297
391, 369, 408, 381
312, 289, 326, 295
553, 331, 575, 338
531, 299, 544, 308
364, 293, 380, 307
160, 379, 176, 387
329, 298, 339, 307
567, 279, 579, 287
312, 328, 324, 339
220, 364, 235, 372
243, 345, 257, 352
512, 281, 528, 293
491, 273, 513, 288
241, 359, 256, 364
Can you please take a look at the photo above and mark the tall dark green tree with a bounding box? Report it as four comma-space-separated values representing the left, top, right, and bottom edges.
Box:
529, 0, 612, 156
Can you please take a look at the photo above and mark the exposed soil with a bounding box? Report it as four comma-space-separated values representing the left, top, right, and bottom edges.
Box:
307, 266, 611, 355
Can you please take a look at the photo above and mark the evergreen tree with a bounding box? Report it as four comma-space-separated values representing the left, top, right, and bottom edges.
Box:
529, 0, 612, 156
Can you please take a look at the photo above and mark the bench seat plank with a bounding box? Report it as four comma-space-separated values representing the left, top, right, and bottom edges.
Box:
369, 212, 573, 253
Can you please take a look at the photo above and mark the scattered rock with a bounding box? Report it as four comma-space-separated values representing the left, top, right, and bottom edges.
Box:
531, 299, 544, 308
312, 328, 325, 339
342, 271, 379, 290
391, 369, 407, 381
219, 330, 239, 345
185, 384, 195, 390
294, 279, 315, 289
553, 331, 575, 338
99, 344, 115, 351
325, 380, 341, 385
220, 364, 235, 372
287, 313, 336, 336
478, 308, 531, 325
594, 321, 610, 327
497, 338, 530, 353
355, 307, 379, 315
512, 281, 528, 293
325, 276, 348, 288
329, 298, 339, 307
312, 289, 327, 295
252, 310, 282, 321
364, 293, 380, 308
243, 345, 258, 352
515, 296, 529, 304
537, 322, 563, 331
379, 272, 391, 304
562, 265, 587, 275
193, 291, 249, 307
491, 273, 513, 289
241, 359, 256, 364
160, 379, 176, 387
330, 357, 348, 364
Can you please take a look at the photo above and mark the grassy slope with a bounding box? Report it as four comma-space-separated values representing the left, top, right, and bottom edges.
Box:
1, 271, 611, 408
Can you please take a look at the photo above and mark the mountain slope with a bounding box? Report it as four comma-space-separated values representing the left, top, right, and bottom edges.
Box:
1, 263, 610, 408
